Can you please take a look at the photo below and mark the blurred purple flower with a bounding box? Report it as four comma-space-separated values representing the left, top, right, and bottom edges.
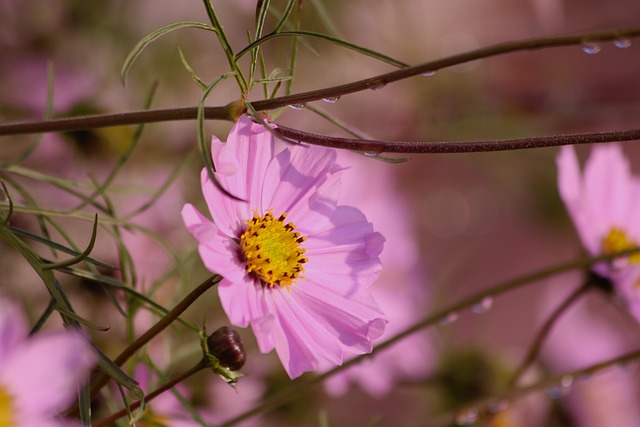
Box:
557, 144, 640, 321
0, 298, 95, 426
182, 116, 386, 379
322, 151, 434, 397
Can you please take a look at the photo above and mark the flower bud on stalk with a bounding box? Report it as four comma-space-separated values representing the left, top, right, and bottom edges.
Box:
207, 326, 246, 371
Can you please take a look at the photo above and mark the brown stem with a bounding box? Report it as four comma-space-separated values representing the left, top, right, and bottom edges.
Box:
1, 26, 639, 137
0, 106, 229, 136
92, 361, 207, 427
274, 126, 640, 154
88, 275, 219, 400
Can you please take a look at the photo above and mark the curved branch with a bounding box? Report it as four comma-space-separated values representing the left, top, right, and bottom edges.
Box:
274, 126, 640, 153
250, 25, 640, 111
0, 26, 639, 137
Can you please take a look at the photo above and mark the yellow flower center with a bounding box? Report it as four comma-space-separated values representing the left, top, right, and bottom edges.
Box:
0, 385, 15, 427
240, 211, 308, 288
602, 227, 640, 265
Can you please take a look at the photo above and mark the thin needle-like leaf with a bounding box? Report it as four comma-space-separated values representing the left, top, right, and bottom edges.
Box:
42, 214, 99, 271
236, 31, 409, 68
121, 21, 216, 84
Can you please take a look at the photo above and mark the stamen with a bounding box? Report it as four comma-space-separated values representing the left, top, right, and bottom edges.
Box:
0, 386, 15, 427
240, 211, 307, 289
601, 227, 640, 273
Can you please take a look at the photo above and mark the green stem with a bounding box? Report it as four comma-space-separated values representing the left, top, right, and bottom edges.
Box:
201, 0, 248, 92
92, 361, 207, 427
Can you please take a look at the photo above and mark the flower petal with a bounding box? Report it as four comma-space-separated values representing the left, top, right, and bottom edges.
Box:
0, 299, 27, 366
266, 288, 345, 378
262, 145, 343, 231
556, 146, 600, 255
182, 204, 245, 281
205, 116, 274, 236
294, 279, 386, 354
1, 331, 94, 417
218, 276, 269, 328
305, 206, 384, 287
583, 144, 631, 229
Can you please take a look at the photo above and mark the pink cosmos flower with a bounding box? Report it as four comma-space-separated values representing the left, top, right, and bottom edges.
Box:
0, 298, 95, 427
557, 144, 640, 321
182, 116, 386, 379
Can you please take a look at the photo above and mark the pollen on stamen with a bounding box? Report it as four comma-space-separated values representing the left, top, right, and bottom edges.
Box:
240, 211, 308, 289
602, 227, 640, 270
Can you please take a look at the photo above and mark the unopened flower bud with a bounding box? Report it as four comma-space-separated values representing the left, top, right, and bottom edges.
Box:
207, 326, 246, 371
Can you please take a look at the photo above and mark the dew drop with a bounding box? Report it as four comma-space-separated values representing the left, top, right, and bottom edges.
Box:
421, 71, 436, 77
581, 41, 602, 55
370, 81, 387, 91
363, 152, 379, 157
488, 400, 509, 414
560, 374, 574, 388
614, 38, 632, 49
576, 372, 592, 383
471, 296, 494, 314
545, 385, 564, 399
322, 96, 340, 104
438, 312, 459, 326
455, 408, 479, 426
288, 103, 306, 111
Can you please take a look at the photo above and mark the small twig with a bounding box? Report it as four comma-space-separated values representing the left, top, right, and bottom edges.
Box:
92, 361, 207, 427
507, 282, 590, 388
274, 126, 640, 153
87, 275, 220, 400
1, 26, 639, 138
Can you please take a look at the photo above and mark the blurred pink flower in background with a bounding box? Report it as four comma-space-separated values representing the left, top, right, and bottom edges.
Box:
182, 116, 386, 379
556, 144, 640, 321
203, 375, 265, 427
0, 297, 95, 427
322, 151, 434, 397
541, 279, 640, 427
133, 363, 202, 427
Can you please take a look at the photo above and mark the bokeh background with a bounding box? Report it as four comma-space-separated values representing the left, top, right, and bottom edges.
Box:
2, 0, 640, 426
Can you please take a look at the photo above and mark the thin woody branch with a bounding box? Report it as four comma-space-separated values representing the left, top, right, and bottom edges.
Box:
274, 126, 640, 153
0, 26, 639, 138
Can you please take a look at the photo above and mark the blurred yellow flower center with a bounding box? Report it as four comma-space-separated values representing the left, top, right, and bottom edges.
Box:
602, 227, 640, 264
241, 211, 308, 288
0, 386, 14, 427
139, 410, 170, 427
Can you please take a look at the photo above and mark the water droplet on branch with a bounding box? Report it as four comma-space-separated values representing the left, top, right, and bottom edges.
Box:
288, 103, 306, 110
471, 296, 494, 314
581, 41, 602, 55
421, 71, 436, 77
322, 96, 340, 104
455, 408, 479, 426
614, 38, 632, 48
438, 312, 459, 325
370, 81, 387, 91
